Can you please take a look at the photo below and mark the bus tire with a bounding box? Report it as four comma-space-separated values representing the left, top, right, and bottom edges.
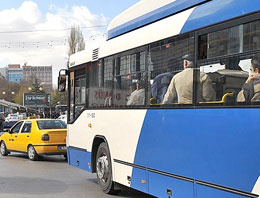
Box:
96, 142, 117, 194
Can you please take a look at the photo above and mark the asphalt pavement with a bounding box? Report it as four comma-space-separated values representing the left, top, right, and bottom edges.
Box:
0, 153, 151, 198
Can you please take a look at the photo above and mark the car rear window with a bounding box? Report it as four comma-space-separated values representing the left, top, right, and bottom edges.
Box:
37, 120, 67, 130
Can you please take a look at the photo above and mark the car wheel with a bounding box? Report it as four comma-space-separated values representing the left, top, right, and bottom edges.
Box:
27, 145, 39, 161
0, 141, 8, 156
96, 142, 118, 194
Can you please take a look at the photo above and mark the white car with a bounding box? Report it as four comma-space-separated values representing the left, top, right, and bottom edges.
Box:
58, 115, 67, 124
5, 114, 20, 122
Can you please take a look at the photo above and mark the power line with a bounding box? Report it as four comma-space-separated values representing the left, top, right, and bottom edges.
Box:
0, 33, 107, 49
0, 25, 108, 34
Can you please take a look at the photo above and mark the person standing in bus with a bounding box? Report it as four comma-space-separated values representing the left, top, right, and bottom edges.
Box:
127, 77, 146, 105
162, 54, 216, 104
237, 54, 260, 103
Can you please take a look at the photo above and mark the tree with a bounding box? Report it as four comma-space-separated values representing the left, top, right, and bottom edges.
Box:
68, 25, 85, 56
14, 81, 31, 105
51, 89, 67, 108
0, 78, 21, 103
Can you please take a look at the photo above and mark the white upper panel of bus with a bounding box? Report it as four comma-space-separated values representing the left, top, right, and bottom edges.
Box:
108, 0, 176, 30
69, 0, 260, 68
99, 8, 193, 58
69, 48, 93, 67
69, 6, 194, 67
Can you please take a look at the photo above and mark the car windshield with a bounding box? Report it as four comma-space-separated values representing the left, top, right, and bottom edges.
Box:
37, 120, 67, 130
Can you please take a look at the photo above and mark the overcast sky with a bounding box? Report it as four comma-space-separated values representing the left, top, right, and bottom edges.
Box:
0, 0, 139, 87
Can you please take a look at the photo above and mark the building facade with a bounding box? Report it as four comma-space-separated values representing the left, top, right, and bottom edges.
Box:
23, 65, 53, 92
7, 64, 23, 83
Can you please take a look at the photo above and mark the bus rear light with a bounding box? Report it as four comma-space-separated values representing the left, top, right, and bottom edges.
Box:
41, 134, 50, 141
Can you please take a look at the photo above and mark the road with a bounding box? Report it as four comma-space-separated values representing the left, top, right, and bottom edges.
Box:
0, 153, 151, 198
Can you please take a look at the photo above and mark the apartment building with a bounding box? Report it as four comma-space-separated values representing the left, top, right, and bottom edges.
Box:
23, 65, 53, 92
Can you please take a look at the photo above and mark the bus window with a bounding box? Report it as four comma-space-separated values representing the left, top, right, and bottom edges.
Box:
207, 25, 243, 58
197, 55, 251, 105
150, 34, 194, 105
198, 19, 260, 105
243, 20, 260, 52
87, 57, 113, 108
199, 19, 260, 60
75, 72, 86, 118
69, 71, 74, 122
113, 52, 147, 107
88, 61, 103, 108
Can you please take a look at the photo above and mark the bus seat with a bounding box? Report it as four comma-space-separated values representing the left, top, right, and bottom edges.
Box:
199, 92, 234, 104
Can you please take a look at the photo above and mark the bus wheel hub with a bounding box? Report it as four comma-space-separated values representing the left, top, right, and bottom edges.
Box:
97, 155, 109, 181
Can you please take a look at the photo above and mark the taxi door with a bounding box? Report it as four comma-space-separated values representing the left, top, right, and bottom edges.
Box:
7, 121, 24, 151
17, 121, 32, 152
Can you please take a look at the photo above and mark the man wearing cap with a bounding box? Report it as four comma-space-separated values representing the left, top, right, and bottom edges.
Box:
162, 54, 216, 104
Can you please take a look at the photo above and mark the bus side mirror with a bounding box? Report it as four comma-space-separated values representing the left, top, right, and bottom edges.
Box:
58, 69, 68, 92
58, 75, 66, 92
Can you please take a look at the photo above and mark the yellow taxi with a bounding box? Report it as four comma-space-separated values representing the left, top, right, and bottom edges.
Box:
0, 118, 67, 160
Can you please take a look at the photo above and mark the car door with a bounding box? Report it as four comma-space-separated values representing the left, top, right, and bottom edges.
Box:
7, 121, 23, 151
18, 121, 32, 152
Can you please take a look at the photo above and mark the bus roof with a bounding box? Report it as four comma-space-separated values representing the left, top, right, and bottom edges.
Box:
69, 0, 260, 68
107, 0, 211, 40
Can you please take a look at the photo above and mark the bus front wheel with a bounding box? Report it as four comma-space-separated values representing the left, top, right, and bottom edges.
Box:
96, 142, 117, 194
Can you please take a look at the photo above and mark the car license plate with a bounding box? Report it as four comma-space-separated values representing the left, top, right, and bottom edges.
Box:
58, 146, 66, 151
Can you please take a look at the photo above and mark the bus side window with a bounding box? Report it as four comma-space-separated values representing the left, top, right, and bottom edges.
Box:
198, 56, 249, 105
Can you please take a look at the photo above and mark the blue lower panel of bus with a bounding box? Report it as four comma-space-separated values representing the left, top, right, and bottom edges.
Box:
197, 185, 246, 198
131, 168, 194, 198
148, 172, 194, 198
130, 168, 149, 194
68, 147, 92, 172
131, 108, 260, 197
130, 167, 249, 198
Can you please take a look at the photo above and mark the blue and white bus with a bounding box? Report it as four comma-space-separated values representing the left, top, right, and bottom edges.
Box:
59, 0, 260, 197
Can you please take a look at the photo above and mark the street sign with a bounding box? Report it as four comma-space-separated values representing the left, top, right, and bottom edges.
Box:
23, 93, 51, 108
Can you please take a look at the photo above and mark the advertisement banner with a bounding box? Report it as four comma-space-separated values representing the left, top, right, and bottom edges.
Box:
23, 93, 51, 107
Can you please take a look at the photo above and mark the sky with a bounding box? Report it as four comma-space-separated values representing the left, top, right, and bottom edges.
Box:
0, 0, 140, 87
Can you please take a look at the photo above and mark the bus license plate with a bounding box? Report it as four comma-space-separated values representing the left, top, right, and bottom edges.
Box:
58, 146, 66, 151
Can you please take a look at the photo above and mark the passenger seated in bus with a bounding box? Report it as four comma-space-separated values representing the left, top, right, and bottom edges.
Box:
237, 54, 260, 103
151, 72, 174, 103
162, 54, 216, 104
127, 77, 145, 105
